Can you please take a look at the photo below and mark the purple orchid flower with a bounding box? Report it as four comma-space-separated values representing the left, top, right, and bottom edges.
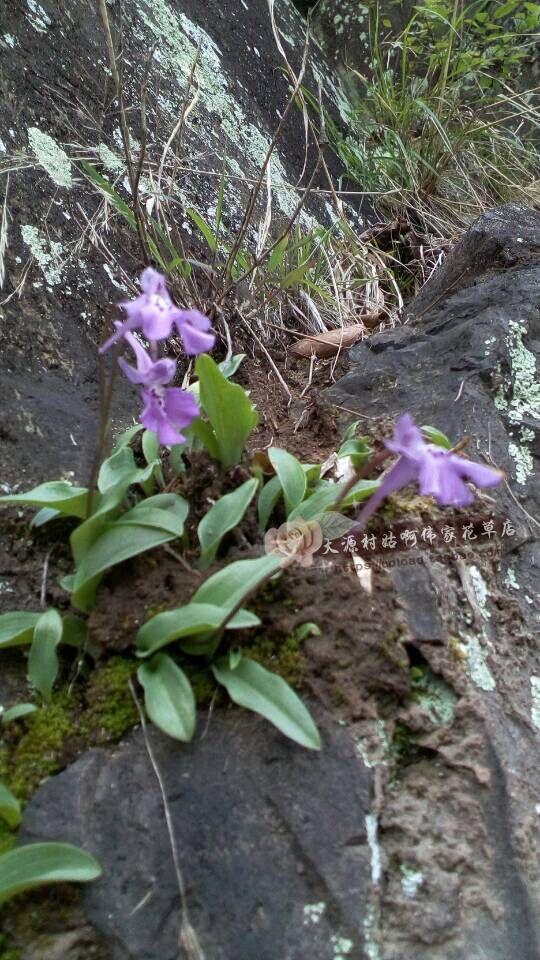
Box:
355, 413, 503, 529
100, 267, 215, 356
118, 329, 199, 446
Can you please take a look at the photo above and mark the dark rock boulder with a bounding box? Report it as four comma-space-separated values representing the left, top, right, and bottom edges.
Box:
0, 0, 355, 488
21, 710, 374, 960
327, 204, 540, 959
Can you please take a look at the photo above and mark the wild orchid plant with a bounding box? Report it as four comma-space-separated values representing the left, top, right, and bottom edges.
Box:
0, 267, 504, 903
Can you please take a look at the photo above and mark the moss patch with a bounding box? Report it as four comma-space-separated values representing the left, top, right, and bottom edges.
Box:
2, 659, 141, 805
80, 657, 138, 744
245, 630, 306, 686
6, 694, 75, 802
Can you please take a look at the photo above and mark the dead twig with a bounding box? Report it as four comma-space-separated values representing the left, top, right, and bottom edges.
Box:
129, 679, 206, 960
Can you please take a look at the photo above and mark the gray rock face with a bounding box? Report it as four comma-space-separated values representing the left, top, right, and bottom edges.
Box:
0, 0, 355, 488
22, 711, 373, 960
327, 204, 540, 959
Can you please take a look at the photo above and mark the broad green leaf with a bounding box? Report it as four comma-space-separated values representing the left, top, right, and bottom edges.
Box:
421, 425, 453, 449
198, 478, 258, 569
0, 482, 89, 519
1, 704, 37, 724
339, 479, 380, 509
189, 417, 221, 460
0, 784, 21, 829
195, 354, 259, 468
116, 494, 189, 534
0, 612, 41, 649
138, 654, 196, 742
229, 648, 242, 669
30, 507, 61, 528
28, 609, 63, 702
289, 481, 340, 522
212, 657, 321, 750
186, 207, 218, 252
290, 479, 379, 521
168, 444, 186, 476
136, 603, 260, 657
192, 554, 282, 610
268, 448, 306, 514
218, 354, 246, 379
141, 435, 165, 495
71, 502, 187, 612
258, 475, 283, 529
0, 843, 102, 906
112, 424, 144, 454
70, 486, 124, 565
302, 463, 322, 487
187, 355, 246, 402
319, 511, 356, 539
342, 420, 362, 444
97, 446, 158, 496
337, 438, 371, 467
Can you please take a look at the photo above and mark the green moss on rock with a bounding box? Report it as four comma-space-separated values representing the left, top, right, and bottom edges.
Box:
0, 820, 17, 856
246, 631, 306, 686
80, 657, 138, 744
7, 694, 75, 802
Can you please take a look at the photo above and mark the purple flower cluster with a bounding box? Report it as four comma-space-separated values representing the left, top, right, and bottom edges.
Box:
356, 413, 503, 528
102, 268, 214, 445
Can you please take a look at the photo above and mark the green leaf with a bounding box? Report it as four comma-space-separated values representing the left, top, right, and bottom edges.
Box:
319, 511, 355, 539
30, 507, 61, 528
136, 603, 260, 657
28, 609, 63, 702
112, 424, 144, 454
0, 611, 41, 649
421, 425, 453, 449
116, 494, 189, 534
294, 622, 321, 640
229, 648, 242, 669
71, 525, 176, 611
70, 487, 124, 566
1, 704, 38, 724
278, 262, 312, 289
218, 354, 246, 380
302, 463, 322, 487
97, 446, 157, 496
192, 554, 282, 610
268, 448, 307, 514
0, 784, 21, 829
71, 499, 188, 612
80, 159, 135, 225
0, 482, 89, 519
142, 430, 160, 466
186, 207, 218, 252
198, 478, 258, 569
60, 615, 88, 650
138, 654, 196, 741
0, 843, 101, 906
267, 235, 289, 271
258, 475, 283, 529
195, 354, 259, 468
212, 657, 321, 750
337, 438, 371, 468
288, 482, 340, 522
189, 418, 221, 459
339, 479, 380, 509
